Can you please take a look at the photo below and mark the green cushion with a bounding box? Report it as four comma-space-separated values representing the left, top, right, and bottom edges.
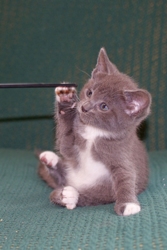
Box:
0, 148, 167, 249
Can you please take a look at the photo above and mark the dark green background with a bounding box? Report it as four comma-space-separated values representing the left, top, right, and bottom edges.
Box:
0, 0, 167, 150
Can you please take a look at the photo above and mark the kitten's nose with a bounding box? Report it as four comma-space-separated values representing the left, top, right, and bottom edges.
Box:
81, 105, 88, 113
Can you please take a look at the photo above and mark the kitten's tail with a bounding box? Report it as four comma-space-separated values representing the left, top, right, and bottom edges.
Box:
34, 148, 43, 159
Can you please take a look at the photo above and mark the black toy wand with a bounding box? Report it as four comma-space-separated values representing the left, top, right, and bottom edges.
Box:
0, 83, 77, 88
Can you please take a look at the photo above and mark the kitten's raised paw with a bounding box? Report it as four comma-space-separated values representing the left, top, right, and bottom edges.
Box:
39, 151, 59, 169
55, 83, 76, 103
62, 186, 79, 210
115, 202, 141, 216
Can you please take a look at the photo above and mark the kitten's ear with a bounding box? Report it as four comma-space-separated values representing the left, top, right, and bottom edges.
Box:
91, 48, 119, 80
123, 89, 151, 118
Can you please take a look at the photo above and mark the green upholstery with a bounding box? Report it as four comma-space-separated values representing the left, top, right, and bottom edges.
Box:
0, 149, 167, 249
0, 1, 167, 249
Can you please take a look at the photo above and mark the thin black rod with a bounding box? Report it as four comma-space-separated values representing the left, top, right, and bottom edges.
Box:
0, 83, 77, 88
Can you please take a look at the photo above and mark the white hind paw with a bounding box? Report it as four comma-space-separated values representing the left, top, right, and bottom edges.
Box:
123, 203, 141, 216
39, 151, 59, 168
62, 186, 79, 210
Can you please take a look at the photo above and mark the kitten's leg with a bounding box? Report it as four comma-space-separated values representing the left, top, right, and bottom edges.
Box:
38, 151, 66, 188
40, 151, 59, 168
38, 161, 57, 189
50, 186, 79, 209
55, 84, 78, 158
114, 172, 141, 216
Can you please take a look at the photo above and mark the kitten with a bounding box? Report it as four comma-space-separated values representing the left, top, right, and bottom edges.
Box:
38, 48, 151, 216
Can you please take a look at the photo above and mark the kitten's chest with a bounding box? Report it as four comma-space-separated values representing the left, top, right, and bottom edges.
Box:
67, 126, 110, 190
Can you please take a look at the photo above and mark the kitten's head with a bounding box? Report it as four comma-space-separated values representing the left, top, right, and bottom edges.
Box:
78, 48, 151, 138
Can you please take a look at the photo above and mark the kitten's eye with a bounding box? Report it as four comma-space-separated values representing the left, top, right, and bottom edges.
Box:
86, 89, 92, 97
99, 103, 109, 111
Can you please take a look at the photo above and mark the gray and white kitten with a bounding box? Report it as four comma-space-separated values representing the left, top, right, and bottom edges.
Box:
38, 48, 151, 216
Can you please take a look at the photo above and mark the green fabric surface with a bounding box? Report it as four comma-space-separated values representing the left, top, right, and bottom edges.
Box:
0, 148, 167, 249
0, 0, 167, 151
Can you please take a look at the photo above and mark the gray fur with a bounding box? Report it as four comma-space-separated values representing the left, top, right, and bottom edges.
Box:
38, 48, 151, 215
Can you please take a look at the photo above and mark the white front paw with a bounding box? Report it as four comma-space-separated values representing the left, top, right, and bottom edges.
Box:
39, 151, 59, 168
62, 186, 79, 210
123, 203, 141, 216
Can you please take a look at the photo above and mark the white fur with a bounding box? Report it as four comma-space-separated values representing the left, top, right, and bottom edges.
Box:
39, 151, 59, 167
82, 125, 112, 139
123, 203, 141, 216
67, 125, 111, 190
125, 100, 140, 115
62, 186, 79, 209
76, 121, 122, 140
55, 88, 61, 102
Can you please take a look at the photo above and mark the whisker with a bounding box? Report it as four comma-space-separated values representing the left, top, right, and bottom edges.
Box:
76, 66, 91, 77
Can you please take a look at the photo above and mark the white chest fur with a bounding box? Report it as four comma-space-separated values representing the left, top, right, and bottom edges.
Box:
67, 126, 110, 190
